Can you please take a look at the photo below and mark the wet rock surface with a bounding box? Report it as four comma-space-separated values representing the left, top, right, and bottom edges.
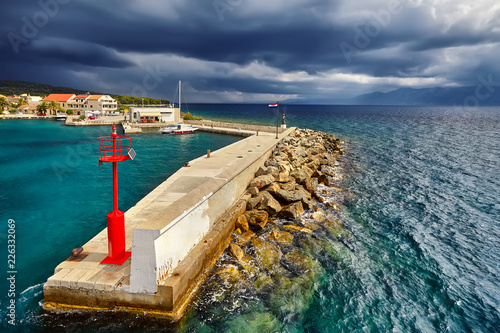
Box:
191, 128, 354, 328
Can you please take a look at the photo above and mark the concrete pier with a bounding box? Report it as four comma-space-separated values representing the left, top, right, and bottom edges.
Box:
43, 127, 296, 320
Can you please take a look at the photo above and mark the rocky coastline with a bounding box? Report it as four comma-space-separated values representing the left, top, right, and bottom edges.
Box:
188, 128, 355, 329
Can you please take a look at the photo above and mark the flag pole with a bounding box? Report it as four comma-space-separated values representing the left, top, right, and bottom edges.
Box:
276, 101, 279, 139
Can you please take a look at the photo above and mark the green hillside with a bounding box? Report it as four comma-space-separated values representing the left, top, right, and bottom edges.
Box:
0, 80, 168, 105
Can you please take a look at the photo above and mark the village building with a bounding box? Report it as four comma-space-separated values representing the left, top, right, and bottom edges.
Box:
43, 93, 118, 115
128, 105, 180, 123
43, 94, 76, 114
20, 94, 43, 105
85, 95, 118, 115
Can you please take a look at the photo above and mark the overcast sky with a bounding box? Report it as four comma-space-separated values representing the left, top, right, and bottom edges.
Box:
1, 0, 499, 103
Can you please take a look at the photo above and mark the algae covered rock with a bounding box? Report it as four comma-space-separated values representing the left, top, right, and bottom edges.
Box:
270, 230, 294, 247
282, 249, 321, 276
237, 253, 260, 277
324, 217, 348, 238
252, 238, 282, 270
269, 275, 315, 317
215, 265, 243, 287
254, 273, 274, 293
226, 311, 281, 333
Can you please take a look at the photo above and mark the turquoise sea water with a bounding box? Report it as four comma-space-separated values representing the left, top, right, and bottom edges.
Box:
1, 105, 499, 332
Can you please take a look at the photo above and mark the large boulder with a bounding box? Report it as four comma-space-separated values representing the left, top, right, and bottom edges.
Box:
264, 158, 279, 168
290, 169, 307, 184
247, 186, 259, 197
262, 182, 280, 195
320, 165, 337, 177
247, 193, 263, 210
249, 174, 275, 189
281, 180, 297, 191
215, 265, 243, 286
237, 253, 260, 277
275, 172, 293, 183
266, 166, 280, 178
275, 188, 305, 203
235, 214, 249, 232
235, 230, 256, 246
257, 191, 282, 215
280, 201, 304, 218
304, 177, 318, 193
278, 161, 293, 174
245, 209, 269, 229
301, 166, 314, 177
229, 243, 245, 261
255, 166, 268, 177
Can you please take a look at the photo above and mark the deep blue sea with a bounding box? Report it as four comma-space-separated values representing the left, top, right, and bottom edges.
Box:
0, 105, 499, 332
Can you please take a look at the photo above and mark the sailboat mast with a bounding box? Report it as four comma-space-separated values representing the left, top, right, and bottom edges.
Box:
179, 80, 181, 113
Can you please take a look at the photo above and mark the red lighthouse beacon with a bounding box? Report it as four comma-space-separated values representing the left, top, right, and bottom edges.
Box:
97, 125, 135, 265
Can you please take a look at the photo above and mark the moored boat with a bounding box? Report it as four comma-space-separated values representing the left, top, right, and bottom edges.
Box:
55, 112, 67, 121
161, 123, 198, 134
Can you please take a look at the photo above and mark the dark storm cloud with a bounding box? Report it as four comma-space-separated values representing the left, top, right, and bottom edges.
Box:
1, 0, 499, 102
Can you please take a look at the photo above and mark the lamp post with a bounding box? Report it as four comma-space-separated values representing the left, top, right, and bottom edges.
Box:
97, 125, 134, 265
276, 101, 279, 139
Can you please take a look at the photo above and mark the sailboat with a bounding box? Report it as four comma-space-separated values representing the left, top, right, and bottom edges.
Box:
161, 81, 198, 134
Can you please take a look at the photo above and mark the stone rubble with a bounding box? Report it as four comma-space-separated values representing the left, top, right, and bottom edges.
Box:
207, 128, 355, 321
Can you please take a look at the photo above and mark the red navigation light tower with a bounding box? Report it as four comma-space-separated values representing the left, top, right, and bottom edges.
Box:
97, 125, 135, 265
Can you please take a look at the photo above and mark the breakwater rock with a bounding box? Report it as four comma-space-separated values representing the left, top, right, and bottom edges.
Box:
188, 128, 355, 329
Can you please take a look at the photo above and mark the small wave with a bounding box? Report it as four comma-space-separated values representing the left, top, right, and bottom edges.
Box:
19, 283, 44, 297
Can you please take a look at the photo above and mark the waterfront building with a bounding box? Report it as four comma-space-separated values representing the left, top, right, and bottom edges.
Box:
43, 93, 118, 115
128, 105, 180, 123
67, 94, 91, 114
43, 94, 76, 114
86, 95, 118, 114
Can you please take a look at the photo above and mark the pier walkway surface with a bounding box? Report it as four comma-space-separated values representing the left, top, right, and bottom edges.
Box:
44, 126, 296, 320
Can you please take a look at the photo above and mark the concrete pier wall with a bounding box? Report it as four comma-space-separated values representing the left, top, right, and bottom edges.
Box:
129, 136, 276, 293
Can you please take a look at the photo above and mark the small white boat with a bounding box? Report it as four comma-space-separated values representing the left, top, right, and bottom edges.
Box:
55, 112, 67, 120
161, 123, 198, 134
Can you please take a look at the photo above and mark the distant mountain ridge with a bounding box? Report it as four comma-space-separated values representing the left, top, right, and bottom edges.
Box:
353, 87, 500, 106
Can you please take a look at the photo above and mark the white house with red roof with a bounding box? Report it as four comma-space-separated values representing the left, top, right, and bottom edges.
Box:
43, 93, 118, 115
43, 94, 76, 114
86, 95, 117, 114
67, 94, 91, 114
